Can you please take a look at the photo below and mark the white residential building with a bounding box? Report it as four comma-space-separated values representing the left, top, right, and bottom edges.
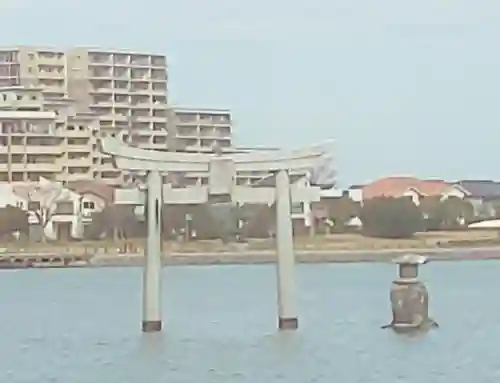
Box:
1, 178, 109, 240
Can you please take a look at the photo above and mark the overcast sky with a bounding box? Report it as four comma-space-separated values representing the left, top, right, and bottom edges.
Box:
2, 0, 500, 185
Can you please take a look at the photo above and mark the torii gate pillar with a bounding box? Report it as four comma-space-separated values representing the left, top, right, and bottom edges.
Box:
142, 170, 163, 332
275, 169, 298, 329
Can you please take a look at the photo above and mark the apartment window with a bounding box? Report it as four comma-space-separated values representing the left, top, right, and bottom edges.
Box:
28, 53, 35, 60
68, 125, 75, 130
83, 201, 95, 209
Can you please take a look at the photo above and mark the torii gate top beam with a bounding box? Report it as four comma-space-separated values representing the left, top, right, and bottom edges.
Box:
98, 137, 333, 173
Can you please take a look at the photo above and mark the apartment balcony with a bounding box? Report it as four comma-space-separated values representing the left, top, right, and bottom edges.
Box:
199, 128, 231, 139
129, 114, 151, 122
0, 117, 56, 136
36, 51, 65, 65
129, 55, 152, 67
149, 115, 167, 123
66, 144, 90, 152
175, 134, 199, 142
90, 98, 114, 107
150, 56, 167, 67
198, 117, 230, 125
113, 94, 130, 105
62, 129, 92, 138
65, 157, 92, 166
88, 80, 113, 94
130, 73, 150, 81
130, 88, 152, 96
96, 113, 128, 123
38, 79, 65, 90
176, 118, 200, 126
111, 80, 129, 92
130, 103, 152, 110
150, 87, 167, 96
151, 101, 167, 110
37, 68, 65, 79
97, 159, 116, 170
0, 97, 43, 110
10, 163, 61, 172
89, 105, 113, 116
200, 138, 230, 148
89, 69, 113, 79
89, 53, 113, 65
89, 87, 113, 95
66, 172, 92, 182
35, 58, 65, 68
0, 145, 64, 154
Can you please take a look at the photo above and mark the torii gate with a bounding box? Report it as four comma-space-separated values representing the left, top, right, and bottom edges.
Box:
99, 137, 331, 333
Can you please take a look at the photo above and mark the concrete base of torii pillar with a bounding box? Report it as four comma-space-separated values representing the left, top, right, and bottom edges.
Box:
275, 169, 298, 330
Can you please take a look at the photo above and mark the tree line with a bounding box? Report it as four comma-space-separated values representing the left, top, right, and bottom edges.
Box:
321, 195, 478, 238
0, 194, 489, 242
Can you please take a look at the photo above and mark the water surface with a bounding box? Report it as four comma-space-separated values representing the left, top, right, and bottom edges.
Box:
1, 261, 499, 382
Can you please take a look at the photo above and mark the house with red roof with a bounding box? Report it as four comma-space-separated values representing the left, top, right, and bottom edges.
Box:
362, 176, 467, 205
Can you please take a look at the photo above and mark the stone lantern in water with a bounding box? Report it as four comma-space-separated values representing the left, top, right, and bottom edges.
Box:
382, 254, 439, 333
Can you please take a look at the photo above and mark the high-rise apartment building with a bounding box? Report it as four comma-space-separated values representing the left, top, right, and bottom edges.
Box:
0, 46, 168, 133
0, 47, 67, 98
0, 86, 108, 183
169, 106, 232, 152
65, 47, 169, 146
0, 46, 170, 185
0, 46, 241, 186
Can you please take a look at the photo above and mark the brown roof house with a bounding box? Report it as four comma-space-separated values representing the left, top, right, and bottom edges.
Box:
362, 177, 467, 206
66, 180, 115, 224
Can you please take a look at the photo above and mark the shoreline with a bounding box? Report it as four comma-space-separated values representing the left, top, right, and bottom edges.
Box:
89, 247, 500, 267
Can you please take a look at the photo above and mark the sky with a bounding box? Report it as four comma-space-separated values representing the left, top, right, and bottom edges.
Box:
1, 0, 500, 186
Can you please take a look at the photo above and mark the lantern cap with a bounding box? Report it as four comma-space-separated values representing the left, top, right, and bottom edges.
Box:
392, 253, 429, 265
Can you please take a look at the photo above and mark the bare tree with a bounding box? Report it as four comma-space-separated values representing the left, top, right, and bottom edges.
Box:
13, 182, 66, 241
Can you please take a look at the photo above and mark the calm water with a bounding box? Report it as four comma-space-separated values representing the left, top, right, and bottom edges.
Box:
2, 261, 500, 382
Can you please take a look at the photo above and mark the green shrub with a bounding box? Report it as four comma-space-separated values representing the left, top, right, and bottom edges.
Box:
360, 197, 424, 238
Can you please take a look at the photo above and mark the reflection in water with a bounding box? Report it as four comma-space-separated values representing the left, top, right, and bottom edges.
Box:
1, 262, 500, 382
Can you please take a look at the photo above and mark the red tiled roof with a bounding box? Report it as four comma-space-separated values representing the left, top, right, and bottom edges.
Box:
362, 177, 456, 200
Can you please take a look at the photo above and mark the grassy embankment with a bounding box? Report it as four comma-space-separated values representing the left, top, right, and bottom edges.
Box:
1, 230, 499, 255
